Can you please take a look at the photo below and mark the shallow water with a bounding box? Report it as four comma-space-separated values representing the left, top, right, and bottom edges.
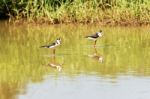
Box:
0, 21, 150, 99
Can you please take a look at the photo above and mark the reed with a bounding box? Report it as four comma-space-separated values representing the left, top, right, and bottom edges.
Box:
0, 0, 150, 25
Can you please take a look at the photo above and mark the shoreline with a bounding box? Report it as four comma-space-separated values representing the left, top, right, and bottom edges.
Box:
3, 18, 150, 27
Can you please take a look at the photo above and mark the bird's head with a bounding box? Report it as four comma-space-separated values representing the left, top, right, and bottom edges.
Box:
57, 38, 61, 41
56, 38, 61, 44
97, 30, 103, 37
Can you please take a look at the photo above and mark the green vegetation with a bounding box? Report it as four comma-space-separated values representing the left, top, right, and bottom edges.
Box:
0, 0, 150, 25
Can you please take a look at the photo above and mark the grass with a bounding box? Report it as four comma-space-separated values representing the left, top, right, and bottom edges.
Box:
1, 0, 150, 25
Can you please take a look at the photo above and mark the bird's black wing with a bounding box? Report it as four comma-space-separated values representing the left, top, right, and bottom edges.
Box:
40, 45, 49, 48
40, 42, 55, 48
85, 33, 98, 38
48, 42, 56, 47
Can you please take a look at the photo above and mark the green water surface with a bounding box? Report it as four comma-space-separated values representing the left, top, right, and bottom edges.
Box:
0, 21, 150, 99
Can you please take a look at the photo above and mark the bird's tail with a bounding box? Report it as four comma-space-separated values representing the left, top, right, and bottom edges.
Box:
40, 45, 48, 48
85, 36, 89, 38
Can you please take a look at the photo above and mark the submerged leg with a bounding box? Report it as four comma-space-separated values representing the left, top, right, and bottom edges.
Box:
94, 40, 97, 47
52, 49, 56, 55
94, 47, 97, 54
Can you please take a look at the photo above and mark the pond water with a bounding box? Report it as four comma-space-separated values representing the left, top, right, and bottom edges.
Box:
0, 21, 150, 99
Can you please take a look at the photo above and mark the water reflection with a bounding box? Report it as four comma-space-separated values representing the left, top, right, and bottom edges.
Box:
0, 83, 21, 99
18, 75, 150, 99
46, 55, 63, 72
0, 22, 150, 99
87, 47, 103, 63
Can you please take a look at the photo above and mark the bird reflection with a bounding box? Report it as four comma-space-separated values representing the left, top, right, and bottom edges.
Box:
88, 47, 103, 63
47, 55, 63, 72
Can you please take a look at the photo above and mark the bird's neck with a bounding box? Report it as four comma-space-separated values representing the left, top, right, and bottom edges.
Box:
56, 40, 60, 45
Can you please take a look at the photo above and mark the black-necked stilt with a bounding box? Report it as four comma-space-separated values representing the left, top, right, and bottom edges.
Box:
85, 30, 103, 47
41, 38, 61, 54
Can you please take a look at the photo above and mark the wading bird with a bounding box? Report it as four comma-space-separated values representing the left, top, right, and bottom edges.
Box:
41, 38, 61, 54
85, 30, 103, 47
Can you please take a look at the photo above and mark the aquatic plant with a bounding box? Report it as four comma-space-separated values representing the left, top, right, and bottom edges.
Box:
0, 0, 150, 24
